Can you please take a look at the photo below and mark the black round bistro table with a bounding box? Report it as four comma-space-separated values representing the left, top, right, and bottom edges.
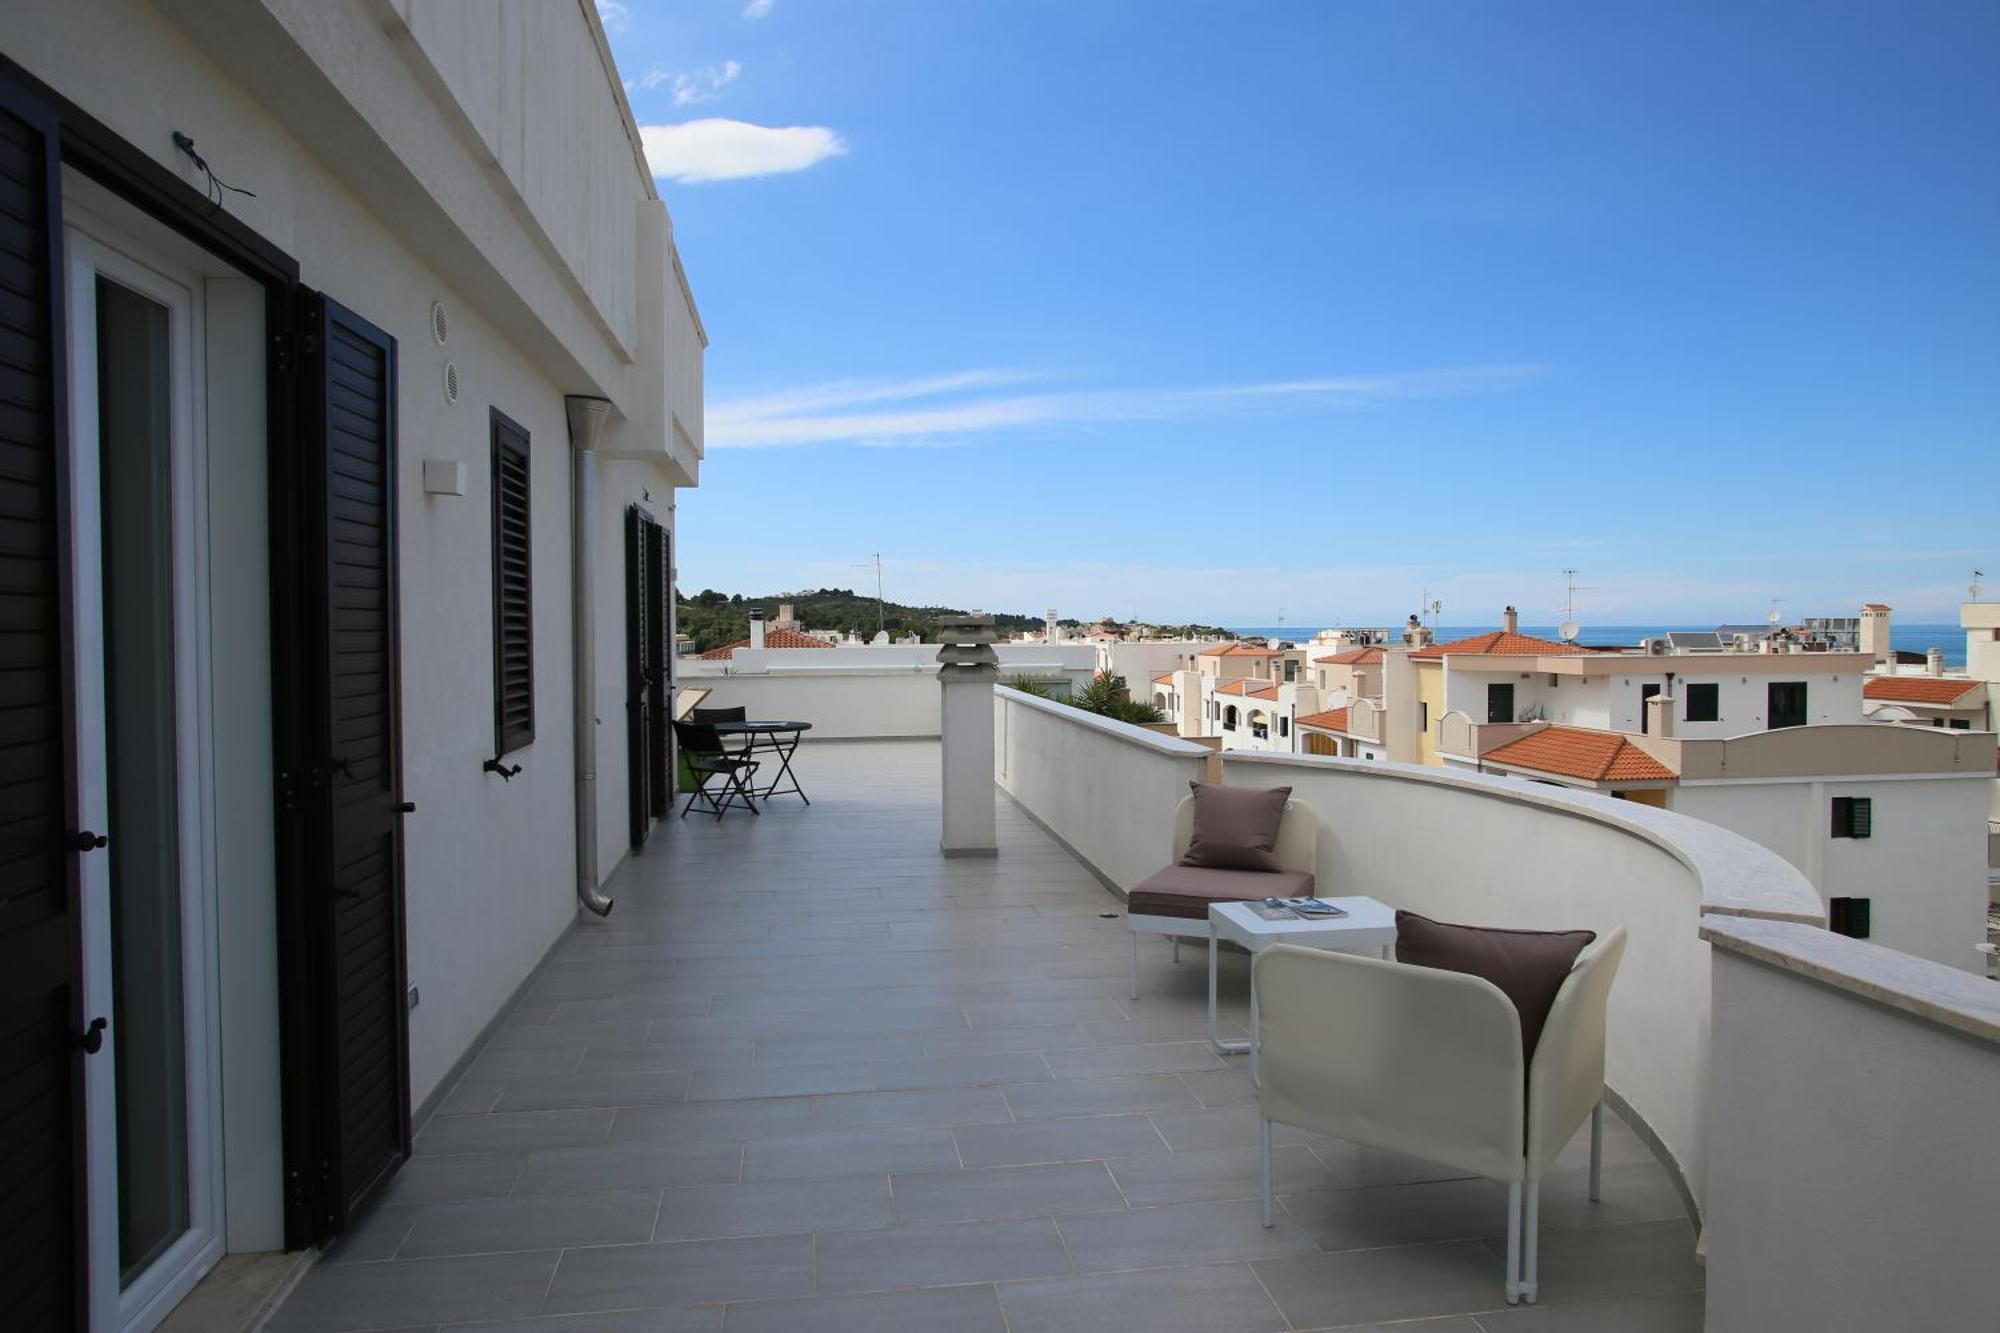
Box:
710, 720, 812, 803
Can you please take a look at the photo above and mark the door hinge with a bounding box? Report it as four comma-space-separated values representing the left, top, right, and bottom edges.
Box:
272, 329, 291, 375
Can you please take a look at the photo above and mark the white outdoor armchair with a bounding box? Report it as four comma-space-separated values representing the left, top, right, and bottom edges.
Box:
1252, 926, 1628, 1304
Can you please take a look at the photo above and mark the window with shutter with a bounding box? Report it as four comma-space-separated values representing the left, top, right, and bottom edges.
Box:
1830, 796, 1873, 839
490, 411, 534, 754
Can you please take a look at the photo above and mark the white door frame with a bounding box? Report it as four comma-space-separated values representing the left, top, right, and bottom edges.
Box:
64, 225, 227, 1333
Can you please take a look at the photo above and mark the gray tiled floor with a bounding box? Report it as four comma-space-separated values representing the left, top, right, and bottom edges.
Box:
267, 741, 1704, 1332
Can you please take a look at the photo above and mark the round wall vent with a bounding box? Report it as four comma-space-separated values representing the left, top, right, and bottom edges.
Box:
430, 299, 450, 346
443, 361, 460, 404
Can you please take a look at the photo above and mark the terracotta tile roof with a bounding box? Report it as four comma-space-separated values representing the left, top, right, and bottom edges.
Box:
1410, 630, 1587, 660
1312, 647, 1385, 666
1481, 725, 1677, 783
1214, 679, 1279, 698
1296, 707, 1351, 733
1863, 676, 1982, 705
698, 628, 838, 659
1152, 672, 1176, 684
1200, 643, 1280, 657
1861, 603, 1891, 612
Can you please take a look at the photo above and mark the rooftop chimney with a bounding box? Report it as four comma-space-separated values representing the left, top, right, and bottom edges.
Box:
775, 602, 796, 630
1502, 605, 1519, 634
1927, 645, 1943, 676
1859, 603, 1891, 666
749, 607, 766, 650
1402, 614, 1433, 648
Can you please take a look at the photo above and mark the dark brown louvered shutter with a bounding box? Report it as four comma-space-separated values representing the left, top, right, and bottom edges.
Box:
625, 506, 651, 847
307, 292, 410, 1233
490, 411, 533, 755
0, 76, 85, 1331
644, 519, 669, 816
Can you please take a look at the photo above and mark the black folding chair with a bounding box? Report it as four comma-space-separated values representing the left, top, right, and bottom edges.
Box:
672, 720, 761, 820
690, 705, 753, 756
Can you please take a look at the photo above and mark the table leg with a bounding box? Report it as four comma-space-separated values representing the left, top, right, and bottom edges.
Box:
1207, 926, 1250, 1057
754, 730, 809, 802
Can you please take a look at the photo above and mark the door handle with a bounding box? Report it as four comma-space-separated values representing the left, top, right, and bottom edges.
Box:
77, 1017, 107, 1054
68, 829, 108, 853
396, 801, 416, 814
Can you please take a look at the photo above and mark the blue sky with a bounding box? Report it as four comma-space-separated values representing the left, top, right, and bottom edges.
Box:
601, 1, 1998, 627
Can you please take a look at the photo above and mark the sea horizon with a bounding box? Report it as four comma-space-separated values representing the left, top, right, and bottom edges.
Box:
1226, 622, 1971, 669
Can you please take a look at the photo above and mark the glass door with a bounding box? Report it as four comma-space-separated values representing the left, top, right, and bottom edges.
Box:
65, 230, 224, 1332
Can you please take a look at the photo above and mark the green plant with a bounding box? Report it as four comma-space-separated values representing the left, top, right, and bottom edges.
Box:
1064, 671, 1165, 725
1006, 674, 1056, 698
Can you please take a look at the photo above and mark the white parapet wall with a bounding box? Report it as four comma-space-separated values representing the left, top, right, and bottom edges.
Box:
691, 669, 944, 739
994, 686, 1212, 891
1700, 916, 2000, 1333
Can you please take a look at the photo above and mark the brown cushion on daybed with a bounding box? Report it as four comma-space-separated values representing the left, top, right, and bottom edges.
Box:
1393, 910, 1595, 1058
1180, 782, 1293, 872
1128, 864, 1316, 920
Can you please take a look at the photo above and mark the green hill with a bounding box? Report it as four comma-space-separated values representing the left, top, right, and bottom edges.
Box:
676, 587, 1045, 652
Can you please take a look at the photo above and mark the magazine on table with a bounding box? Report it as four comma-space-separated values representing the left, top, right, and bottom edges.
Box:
1244, 897, 1349, 921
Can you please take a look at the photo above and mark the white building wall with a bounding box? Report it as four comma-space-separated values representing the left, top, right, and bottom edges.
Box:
1669, 777, 1988, 968
1445, 662, 1866, 737
8, 0, 699, 1116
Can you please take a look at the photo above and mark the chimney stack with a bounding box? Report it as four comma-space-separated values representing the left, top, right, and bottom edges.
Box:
775, 602, 796, 630
1502, 605, 1519, 634
1927, 645, 1944, 676
1859, 603, 1891, 666
1402, 614, 1433, 649
749, 607, 766, 650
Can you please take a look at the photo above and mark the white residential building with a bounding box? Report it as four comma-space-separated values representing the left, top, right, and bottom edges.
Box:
1, 4, 703, 1325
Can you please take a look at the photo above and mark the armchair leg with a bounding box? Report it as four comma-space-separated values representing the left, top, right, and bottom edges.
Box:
1130, 931, 1139, 1001
1589, 1100, 1604, 1202
1521, 1180, 1541, 1304
1172, 936, 1180, 964
1504, 1176, 1520, 1296
1260, 1118, 1274, 1228
1505, 1180, 1522, 1304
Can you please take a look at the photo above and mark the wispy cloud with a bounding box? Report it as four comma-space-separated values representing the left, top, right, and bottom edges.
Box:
641, 118, 848, 183
744, 0, 776, 18
595, 0, 630, 34
706, 365, 1547, 449
631, 60, 741, 106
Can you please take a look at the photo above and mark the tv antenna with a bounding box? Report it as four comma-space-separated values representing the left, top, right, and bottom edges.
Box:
1557, 568, 1592, 641
1971, 569, 1985, 602
852, 553, 885, 635
1767, 597, 1784, 628
1418, 589, 1442, 629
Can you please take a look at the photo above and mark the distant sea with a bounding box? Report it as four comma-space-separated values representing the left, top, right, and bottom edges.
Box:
1227, 624, 1970, 670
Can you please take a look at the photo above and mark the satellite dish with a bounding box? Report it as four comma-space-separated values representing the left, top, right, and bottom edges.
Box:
1558, 620, 1579, 642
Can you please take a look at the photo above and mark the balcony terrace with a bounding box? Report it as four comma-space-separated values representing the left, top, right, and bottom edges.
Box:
268, 739, 1705, 1332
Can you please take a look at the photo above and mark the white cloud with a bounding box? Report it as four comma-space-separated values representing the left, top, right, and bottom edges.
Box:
641, 118, 848, 183
744, 0, 776, 18
666, 60, 743, 106
595, 0, 630, 34
706, 365, 1546, 448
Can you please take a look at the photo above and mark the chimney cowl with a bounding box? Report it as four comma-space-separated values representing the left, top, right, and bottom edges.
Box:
1502, 605, 1519, 634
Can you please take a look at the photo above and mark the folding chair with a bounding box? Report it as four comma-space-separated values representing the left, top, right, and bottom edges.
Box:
672, 720, 761, 819
690, 705, 753, 756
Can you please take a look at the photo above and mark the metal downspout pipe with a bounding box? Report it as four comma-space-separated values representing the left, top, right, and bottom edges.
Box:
567, 396, 614, 917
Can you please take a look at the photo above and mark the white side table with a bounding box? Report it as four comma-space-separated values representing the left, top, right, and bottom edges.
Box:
1208, 896, 1398, 1081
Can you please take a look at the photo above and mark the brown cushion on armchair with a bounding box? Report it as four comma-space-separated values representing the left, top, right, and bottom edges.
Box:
1180, 782, 1292, 872
1394, 910, 1595, 1058
1128, 864, 1316, 921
